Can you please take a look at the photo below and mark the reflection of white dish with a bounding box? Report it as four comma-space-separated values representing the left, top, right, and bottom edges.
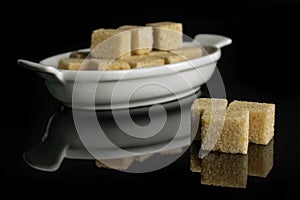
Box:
67, 136, 190, 160
18, 34, 231, 110
23, 91, 198, 172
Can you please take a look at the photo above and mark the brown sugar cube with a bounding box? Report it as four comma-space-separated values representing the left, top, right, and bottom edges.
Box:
109, 60, 131, 70
147, 51, 181, 64
164, 47, 203, 64
201, 152, 248, 188
148, 50, 182, 64
118, 25, 153, 55
159, 147, 183, 155
195, 98, 228, 115
170, 47, 203, 60
164, 55, 186, 64
123, 55, 164, 68
90, 28, 131, 59
228, 100, 275, 145
146, 22, 182, 51
58, 58, 98, 70
191, 98, 228, 140
133, 154, 153, 162
248, 139, 274, 177
120, 54, 147, 68
95, 157, 134, 170
147, 50, 171, 57
132, 57, 164, 68
69, 51, 89, 59
147, 50, 190, 64
120, 54, 148, 61
95, 160, 110, 169
201, 110, 249, 154
200, 109, 226, 151
58, 58, 83, 70
191, 100, 201, 141
190, 141, 201, 173
93, 59, 131, 70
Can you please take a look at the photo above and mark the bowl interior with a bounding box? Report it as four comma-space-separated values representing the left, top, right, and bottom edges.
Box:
40, 43, 218, 70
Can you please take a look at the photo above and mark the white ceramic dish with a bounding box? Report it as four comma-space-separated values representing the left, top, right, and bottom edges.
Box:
18, 34, 231, 110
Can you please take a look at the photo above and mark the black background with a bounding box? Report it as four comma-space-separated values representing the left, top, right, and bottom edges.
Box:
4, 0, 300, 198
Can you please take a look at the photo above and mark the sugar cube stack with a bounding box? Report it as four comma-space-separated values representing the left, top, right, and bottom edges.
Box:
60, 21, 206, 70
191, 98, 275, 155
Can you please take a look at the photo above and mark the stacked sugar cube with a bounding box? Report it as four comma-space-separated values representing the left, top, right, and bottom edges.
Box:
191, 98, 275, 154
58, 22, 203, 70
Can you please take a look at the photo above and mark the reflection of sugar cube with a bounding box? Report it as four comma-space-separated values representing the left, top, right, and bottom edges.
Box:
146, 22, 182, 51
95, 157, 133, 170
201, 152, 248, 188
201, 110, 249, 154
248, 139, 274, 177
159, 147, 183, 155
118, 25, 153, 55
133, 154, 153, 162
228, 101, 275, 145
91, 29, 131, 59
190, 141, 201, 173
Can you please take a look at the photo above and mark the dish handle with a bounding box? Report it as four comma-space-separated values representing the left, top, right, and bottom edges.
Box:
194, 34, 232, 48
18, 59, 65, 84
23, 142, 68, 172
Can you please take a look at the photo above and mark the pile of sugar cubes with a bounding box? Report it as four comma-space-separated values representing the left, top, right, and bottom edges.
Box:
191, 98, 275, 154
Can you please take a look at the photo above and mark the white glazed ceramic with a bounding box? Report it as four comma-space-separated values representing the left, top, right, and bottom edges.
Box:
18, 34, 231, 110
